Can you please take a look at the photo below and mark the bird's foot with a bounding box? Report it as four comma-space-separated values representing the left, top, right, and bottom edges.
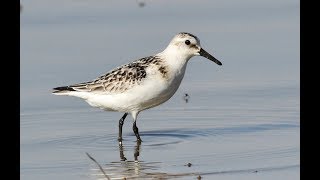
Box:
118, 138, 123, 145
136, 138, 142, 143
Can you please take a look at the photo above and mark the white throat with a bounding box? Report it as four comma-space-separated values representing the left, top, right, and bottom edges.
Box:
159, 44, 193, 72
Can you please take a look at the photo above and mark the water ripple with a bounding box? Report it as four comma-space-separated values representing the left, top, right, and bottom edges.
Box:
36, 134, 117, 150
139, 123, 298, 141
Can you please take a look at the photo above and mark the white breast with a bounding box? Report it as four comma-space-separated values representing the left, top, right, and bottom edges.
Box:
82, 62, 187, 112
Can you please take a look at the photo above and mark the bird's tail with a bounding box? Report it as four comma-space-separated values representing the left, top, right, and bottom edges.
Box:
52, 86, 75, 95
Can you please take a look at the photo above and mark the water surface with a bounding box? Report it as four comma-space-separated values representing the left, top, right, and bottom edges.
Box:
21, 0, 299, 179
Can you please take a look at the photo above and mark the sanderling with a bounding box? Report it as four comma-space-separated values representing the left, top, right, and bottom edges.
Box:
52, 32, 222, 143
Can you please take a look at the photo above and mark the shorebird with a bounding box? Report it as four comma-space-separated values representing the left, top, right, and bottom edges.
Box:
52, 32, 222, 143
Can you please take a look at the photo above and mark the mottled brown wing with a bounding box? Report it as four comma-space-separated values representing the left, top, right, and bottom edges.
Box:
68, 59, 151, 94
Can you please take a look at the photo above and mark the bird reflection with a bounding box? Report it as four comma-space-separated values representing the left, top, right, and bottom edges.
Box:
119, 140, 141, 162
88, 141, 196, 179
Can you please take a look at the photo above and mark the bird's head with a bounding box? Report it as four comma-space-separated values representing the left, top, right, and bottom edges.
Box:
165, 32, 222, 66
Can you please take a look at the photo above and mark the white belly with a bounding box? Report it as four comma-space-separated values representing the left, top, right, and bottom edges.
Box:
82, 65, 186, 112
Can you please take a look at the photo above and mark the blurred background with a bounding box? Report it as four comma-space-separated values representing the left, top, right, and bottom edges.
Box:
21, 0, 299, 179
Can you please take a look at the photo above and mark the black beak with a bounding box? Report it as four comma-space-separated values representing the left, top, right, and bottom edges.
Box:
199, 48, 222, 66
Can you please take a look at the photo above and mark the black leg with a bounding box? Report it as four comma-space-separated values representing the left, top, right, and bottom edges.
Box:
134, 140, 141, 162
118, 143, 127, 161
118, 113, 128, 143
133, 121, 142, 142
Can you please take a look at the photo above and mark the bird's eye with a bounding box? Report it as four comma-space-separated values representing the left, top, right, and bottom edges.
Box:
185, 40, 190, 45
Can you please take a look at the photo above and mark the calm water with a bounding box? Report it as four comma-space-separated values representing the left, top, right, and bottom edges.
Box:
21, 0, 299, 179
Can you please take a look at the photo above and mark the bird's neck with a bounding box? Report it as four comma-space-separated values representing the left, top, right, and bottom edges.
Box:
159, 46, 191, 72
152, 50, 187, 84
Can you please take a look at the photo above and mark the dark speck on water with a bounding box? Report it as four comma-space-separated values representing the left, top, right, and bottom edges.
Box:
137, 0, 145, 7
183, 93, 190, 103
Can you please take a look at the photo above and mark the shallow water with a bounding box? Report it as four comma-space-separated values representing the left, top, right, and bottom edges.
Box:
21, 84, 299, 179
21, 0, 299, 179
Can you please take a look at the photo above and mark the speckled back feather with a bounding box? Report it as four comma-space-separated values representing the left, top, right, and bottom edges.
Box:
56, 56, 163, 94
